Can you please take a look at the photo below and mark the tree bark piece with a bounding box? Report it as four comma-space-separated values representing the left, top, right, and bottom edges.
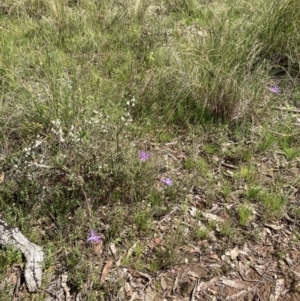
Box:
0, 219, 44, 292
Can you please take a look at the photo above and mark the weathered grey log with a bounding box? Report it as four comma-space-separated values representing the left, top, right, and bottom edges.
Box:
0, 219, 44, 292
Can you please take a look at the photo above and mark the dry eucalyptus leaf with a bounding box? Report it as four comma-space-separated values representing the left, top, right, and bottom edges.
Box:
265, 223, 285, 230
202, 212, 224, 222
172, 273, 180, 294
293, 270, 300, 278
125, 242, 137, 259
274, 278, 284, 300
100, 260, 113, 283
160, 277, 167, 291
220, 278, 248, 289
153, 237, 164, 246
229, 246, 239, 261
124, 282, 132, 297
143, 288, 156, 301
109, 243, 117, 257
226, 289, 248, 300
197, 277, 219, 291
188, 206, 197, 217
187, 271, 199, 279
93, 240, 103, 255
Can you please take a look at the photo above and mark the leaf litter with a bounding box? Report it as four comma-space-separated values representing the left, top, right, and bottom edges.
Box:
100, 137, 300, 301
22, 128, 300, 301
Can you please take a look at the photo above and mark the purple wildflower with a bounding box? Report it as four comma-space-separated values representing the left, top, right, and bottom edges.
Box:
87, 230, 101, 243
269, 85, 280, 94
139, 151, 150, 161
161, 177, 173, 186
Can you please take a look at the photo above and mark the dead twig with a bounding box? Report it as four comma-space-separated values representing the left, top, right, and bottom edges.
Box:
270, 130, 300, 137
235, 263, 273, 301
250, 264, 274, 283
157, 205, 180, 224
238, 271, 259, 283
189, 279, 200, 301
221, 162, 238, 169
274, 106, 300, 113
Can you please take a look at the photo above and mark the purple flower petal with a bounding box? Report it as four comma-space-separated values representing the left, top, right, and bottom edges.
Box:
87, 230, 101, 243
139, 151, 150, 161
268, 85, 280, 94
161, 177, 173, 186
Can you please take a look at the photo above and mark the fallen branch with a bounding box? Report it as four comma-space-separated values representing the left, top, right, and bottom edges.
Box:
0, 219, 44, 292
